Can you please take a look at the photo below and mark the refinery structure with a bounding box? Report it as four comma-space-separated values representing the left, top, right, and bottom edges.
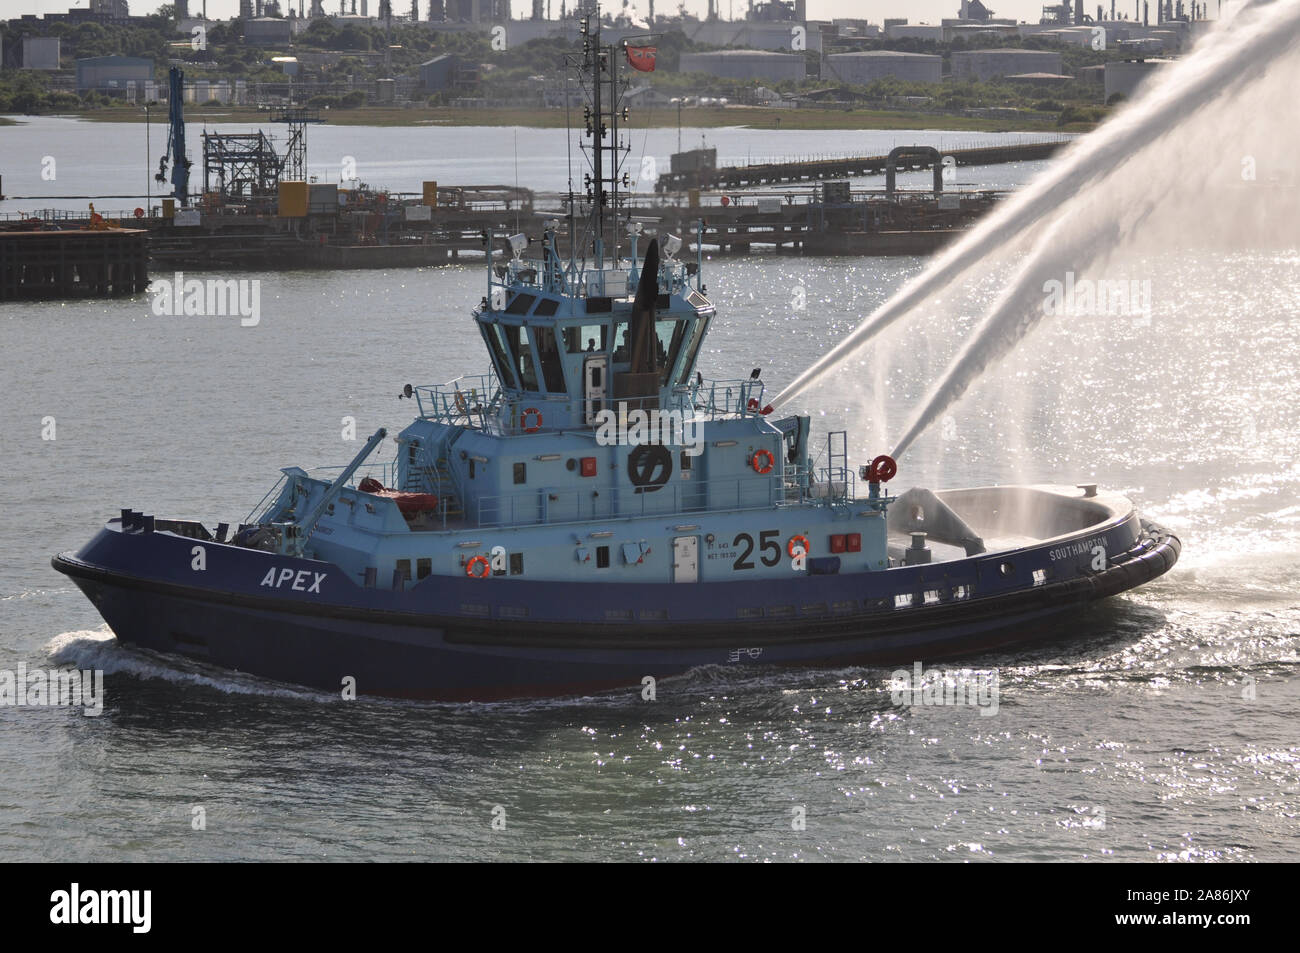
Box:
1, 0, 1217, 107
14, 0, 1215, 63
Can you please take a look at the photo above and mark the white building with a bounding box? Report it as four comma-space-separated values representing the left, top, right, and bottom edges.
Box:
950, 48, 1062, 82
825, 50, 942, 85
884, 23, 945, 41
1034, 26, 1104, 47
685, 20, 824, 54
678, 50, 807, 83
21, 37, 61, 70
1104, 58, 1170, 101
832, 19, 881, 38
244, 17, 293, 46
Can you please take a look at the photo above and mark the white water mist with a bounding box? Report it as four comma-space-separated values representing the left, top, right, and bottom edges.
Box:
772, 0, 1300, 466
892, 1, 1300, 458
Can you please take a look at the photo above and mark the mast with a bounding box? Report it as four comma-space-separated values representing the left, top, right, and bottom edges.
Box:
590, 15, 604, 268
570, 4, 629, 280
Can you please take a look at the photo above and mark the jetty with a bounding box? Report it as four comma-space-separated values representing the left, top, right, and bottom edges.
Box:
0, 225, 148, 302
655, 139, 1068, 192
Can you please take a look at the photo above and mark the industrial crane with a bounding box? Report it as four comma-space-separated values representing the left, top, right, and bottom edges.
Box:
155, 66, 191, 207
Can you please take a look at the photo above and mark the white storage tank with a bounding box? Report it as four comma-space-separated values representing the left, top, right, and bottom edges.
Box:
678, 50, 806, 83
826, 51, 942, 84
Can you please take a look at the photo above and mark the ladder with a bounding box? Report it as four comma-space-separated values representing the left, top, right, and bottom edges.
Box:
401, 438, 465, 524
826, 430, 849, 503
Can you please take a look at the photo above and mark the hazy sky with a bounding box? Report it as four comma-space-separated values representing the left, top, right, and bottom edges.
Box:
3, 1, 1082, 27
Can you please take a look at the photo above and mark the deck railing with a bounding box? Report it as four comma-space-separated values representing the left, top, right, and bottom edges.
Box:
411, 374, 770, 432
306, 459, 400, 490
244, 473, 288, 526
412, 374, 500, 429
693, 377, 766, 416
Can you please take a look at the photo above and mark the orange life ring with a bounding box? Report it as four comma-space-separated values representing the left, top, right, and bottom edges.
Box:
787, 534, 810, 558
466, 555, 491, 579
454, 389, 467, 414
751, 448, 775, 474
521, 407, 543, 433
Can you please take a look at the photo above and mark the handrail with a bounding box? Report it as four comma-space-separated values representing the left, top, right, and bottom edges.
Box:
410, 376, 771, 433
693, 377, 766, 416
244, 473, 287, 525
306, 459, 399, 488
413, 372, 499, 428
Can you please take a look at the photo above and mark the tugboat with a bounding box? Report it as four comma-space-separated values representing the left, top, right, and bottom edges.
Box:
52, 14, 1179, 701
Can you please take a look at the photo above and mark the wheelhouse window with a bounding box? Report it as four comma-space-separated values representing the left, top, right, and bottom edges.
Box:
481, 322, 516, 388
611, 320, 630, 364
565, 323, 609, 354
656, 318, 689, 384
675, 313, 711, 386
534, 326, 567, 393
605, 313, 698, 379
505, 324, 538, 391
505, 293, 536, 315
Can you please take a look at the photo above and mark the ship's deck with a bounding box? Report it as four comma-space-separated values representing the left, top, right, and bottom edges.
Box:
886, 484, 1131, 566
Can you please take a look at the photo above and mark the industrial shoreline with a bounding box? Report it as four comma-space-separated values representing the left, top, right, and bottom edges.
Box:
2, 128, 1055, 295
37, 104, 1098, 134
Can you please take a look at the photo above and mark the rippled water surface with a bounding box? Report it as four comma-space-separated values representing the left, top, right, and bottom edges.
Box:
0, 123, 1296, 862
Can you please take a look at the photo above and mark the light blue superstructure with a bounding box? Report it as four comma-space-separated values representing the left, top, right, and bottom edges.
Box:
248, 222, 892, 590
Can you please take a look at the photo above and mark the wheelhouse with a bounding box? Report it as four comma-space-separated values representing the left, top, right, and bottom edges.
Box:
473, 228, 716, 433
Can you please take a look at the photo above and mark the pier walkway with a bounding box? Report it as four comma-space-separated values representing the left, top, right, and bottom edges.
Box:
655, 139, 1069, 192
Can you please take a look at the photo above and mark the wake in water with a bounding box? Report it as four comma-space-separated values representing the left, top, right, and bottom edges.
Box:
771, 0, 1300, 460
43, 629, 729, 711
45, 628, 334, 701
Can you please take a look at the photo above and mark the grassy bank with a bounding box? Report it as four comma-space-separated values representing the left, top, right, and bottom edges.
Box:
68, 103, 1082, 134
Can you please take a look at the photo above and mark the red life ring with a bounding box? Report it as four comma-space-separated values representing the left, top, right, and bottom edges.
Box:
521, 407, 543, 433
466, 555, 491, 579
752, 449, 775, 474
870, 454, 898, 483
787, 534, 810, 558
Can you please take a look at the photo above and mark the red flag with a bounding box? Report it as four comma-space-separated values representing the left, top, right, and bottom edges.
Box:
625, 45, 657, 72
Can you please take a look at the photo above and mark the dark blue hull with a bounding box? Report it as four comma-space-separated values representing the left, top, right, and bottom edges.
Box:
51, 513, 1179, 701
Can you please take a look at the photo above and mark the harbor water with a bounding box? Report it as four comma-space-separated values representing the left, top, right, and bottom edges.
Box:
0, 120, 1296, 862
